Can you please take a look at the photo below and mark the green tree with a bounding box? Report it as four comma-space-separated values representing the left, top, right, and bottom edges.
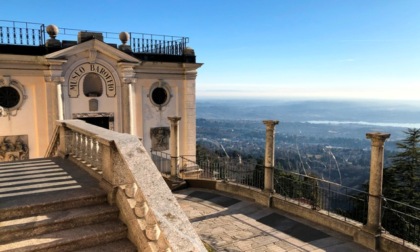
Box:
381, 128, 420, 245
384, 128, 420, 206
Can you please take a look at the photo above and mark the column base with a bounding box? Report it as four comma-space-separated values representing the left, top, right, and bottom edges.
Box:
254, 189, 274, 207
354, 226, 381, 251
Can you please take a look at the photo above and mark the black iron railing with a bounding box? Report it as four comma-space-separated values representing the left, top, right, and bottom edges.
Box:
0, 20, 188, 55
382, 198, 420, 246
151, 150, 171, 174
130, 32, 188, 55
150, 152, 419, 247
196, 158, 264, 189
0, 20, 45, 46
274, 170, 368, 223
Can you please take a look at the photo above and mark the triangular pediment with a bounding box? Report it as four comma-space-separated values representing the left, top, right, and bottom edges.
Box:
45, 39, 140, 64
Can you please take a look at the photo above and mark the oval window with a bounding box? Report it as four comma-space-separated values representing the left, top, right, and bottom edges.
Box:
151, 87, 168, 105
0, 86, 21, 109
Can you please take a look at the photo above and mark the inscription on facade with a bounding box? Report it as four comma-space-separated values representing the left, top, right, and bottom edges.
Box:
150, 127, 170, 151
68, 63, 116, 98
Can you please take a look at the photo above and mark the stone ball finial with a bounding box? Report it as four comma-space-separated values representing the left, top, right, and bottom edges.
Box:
183, 47, 195, 56
46, 24, 59, 39
119, 32, 130, 45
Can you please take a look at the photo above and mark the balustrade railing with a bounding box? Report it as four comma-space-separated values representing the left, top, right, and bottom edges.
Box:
0, 20, 188, 56
45, 120, 206, 251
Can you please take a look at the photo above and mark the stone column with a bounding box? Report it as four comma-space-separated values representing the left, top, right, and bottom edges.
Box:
168, 117, 181, 178
263, 120, 279, 193
366, 132, 390, 232
355, 132, 390, 250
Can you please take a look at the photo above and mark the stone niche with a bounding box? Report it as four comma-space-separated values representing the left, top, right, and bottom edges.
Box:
150, 127, 170, 151
0, 135, 29, 162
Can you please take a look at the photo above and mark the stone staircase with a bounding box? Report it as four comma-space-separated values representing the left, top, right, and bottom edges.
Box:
0, 158, 137, 252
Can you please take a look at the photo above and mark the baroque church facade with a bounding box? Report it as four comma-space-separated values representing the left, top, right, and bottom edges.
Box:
0, 22, 202, 162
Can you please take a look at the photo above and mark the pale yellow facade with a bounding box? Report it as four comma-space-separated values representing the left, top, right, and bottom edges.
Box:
0, 36, 201, 161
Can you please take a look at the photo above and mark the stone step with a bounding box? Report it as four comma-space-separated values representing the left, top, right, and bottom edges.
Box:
0, 203, 119, 243
0, 158, 55, 168
0, 220, 128, 252
0, 191, 108, 221
73, 239, 137, 252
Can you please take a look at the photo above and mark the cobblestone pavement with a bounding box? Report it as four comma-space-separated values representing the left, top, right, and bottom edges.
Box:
174, 188, 372, 252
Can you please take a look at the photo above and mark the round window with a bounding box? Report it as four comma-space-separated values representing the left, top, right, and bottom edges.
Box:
149, 81, 171, 109
0, 86, 21, 109
151, 87, 168, 105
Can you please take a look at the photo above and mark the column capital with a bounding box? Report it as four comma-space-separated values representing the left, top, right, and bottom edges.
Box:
366, 132, 391, 147
263, 120, 279, 129
121, 77, 137, 85
168, 116, 182, 124
44, 76, 65, 85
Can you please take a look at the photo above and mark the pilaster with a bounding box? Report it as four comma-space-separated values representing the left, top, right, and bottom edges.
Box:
118, 62, 138, 134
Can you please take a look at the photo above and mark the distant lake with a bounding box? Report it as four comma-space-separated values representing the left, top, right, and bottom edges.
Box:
307, 121, 420, 128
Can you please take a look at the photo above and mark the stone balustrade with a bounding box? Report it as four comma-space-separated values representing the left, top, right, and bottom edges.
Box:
46, 119, 206, 252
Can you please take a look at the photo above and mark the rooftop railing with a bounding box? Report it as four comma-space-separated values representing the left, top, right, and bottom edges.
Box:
0, 20, 45, 46
0, 20, 189, 55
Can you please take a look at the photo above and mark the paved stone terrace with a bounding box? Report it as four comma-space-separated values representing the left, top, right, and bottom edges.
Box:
175, 188, 372, 252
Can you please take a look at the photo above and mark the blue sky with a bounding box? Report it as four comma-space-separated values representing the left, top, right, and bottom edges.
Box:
2, 1, 420, 101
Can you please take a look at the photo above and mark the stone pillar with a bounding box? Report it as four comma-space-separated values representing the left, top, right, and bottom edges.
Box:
168, 117, 181, 178
366, 132, 390, 231
263, 120, 279, 193
354, 132, 390, 250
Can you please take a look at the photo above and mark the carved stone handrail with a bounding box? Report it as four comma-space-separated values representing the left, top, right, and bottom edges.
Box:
46, 119, 206, 252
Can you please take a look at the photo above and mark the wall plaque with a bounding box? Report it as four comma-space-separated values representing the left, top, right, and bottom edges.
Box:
0, 135, 29, 162
68, 63, 116, 98
150, 127, 170, 151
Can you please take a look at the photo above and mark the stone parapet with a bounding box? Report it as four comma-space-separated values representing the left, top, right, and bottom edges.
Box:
185, 179, 420, 252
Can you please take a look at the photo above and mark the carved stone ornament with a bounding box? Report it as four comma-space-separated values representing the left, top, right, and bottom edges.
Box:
0, 135, 29, 162
150, 127, 170, 151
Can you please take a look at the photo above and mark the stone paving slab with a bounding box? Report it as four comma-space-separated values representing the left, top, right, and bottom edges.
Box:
174, 188, 372, 252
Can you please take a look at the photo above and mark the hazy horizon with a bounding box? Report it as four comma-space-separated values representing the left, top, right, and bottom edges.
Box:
197, 99, 420, 126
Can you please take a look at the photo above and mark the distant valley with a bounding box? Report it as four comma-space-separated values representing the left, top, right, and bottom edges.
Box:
195, 99, 420, 187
